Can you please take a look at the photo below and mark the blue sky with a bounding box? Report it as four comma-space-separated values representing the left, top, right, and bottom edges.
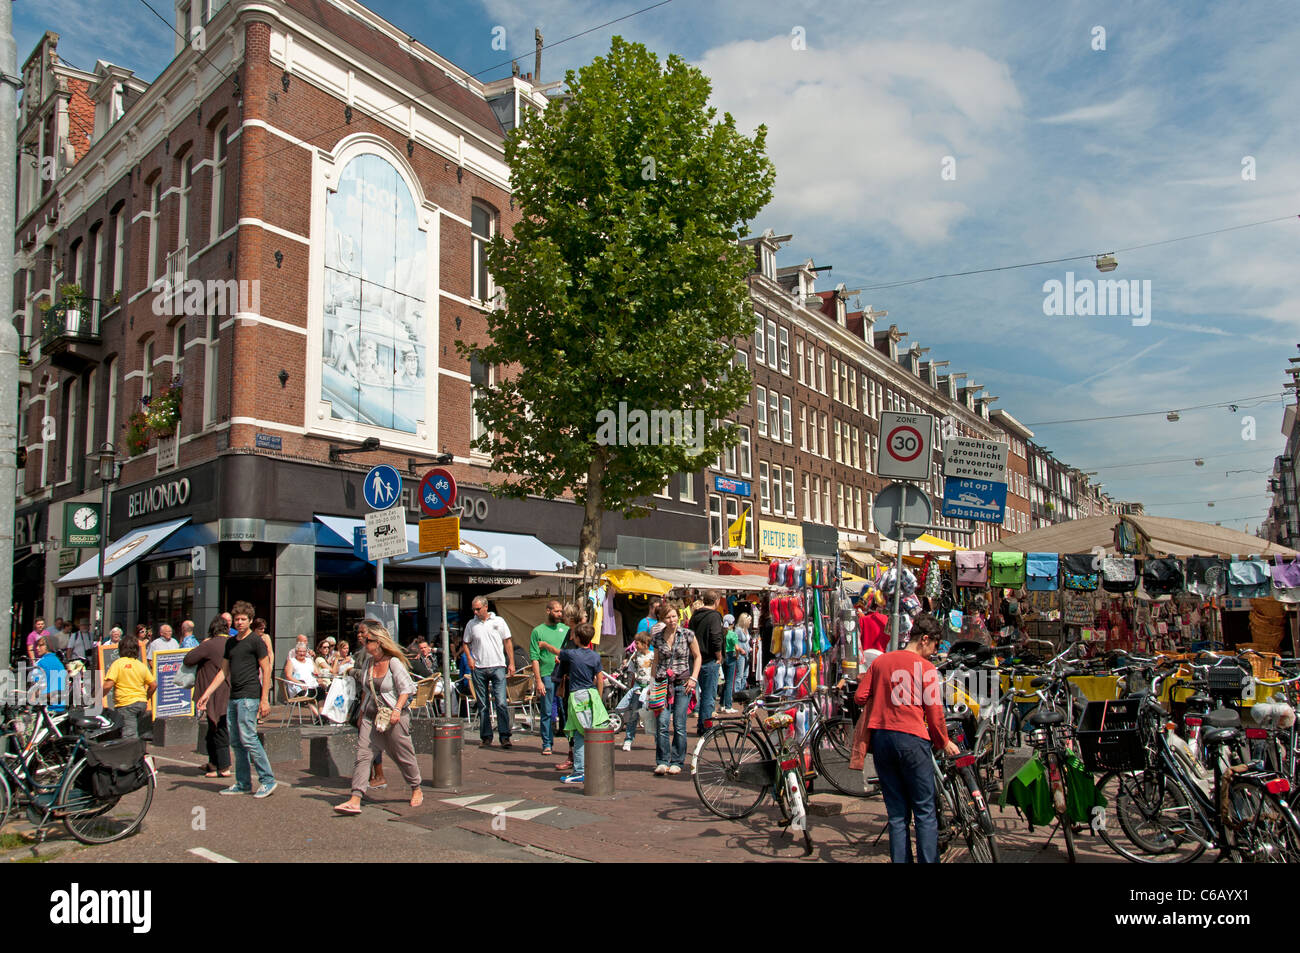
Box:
19, 0, 1298, 531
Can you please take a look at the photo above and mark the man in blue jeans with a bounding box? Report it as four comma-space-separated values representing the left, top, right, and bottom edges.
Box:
197, 601, 277, 798
462, 596, 515, 747
689, 590, 726, 735
529, 600, 567, 755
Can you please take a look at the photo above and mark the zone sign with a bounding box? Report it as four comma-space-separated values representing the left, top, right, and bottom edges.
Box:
877, 411, 935, 481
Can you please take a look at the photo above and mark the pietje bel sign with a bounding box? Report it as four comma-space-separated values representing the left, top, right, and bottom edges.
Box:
942, 437, 1008, 483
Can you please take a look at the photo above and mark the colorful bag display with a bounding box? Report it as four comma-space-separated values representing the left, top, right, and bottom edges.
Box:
1025, 553, 1060, 591
1184, 556, 1227, 597
1061, 553, 1100, 591
1227, 559, 1270, 598
954, 551, 989, 588
1273, 556, 1300, 590
1101, 556, 1138, 593
1142, 557, 1184, 596
990, 552, 1026, 588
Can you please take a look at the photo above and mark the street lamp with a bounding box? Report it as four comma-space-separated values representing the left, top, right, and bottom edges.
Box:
90, 443, 119, 643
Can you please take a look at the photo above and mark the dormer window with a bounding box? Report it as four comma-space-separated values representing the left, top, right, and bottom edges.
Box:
835, 295, 846, 325
760, 245, 775, 280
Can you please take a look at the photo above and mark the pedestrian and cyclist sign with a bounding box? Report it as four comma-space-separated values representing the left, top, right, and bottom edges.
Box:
420, 467, 457, 517
877, 412, 934, 481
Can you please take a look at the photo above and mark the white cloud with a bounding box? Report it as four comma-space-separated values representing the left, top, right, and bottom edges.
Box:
1038, 90, 1151, 125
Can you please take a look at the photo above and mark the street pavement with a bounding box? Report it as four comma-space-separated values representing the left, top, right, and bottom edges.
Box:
1, 715, 1123, 864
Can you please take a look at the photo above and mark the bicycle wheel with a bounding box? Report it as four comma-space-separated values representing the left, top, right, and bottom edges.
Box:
811, 719, 871, 798
955, 766, 1000, 862
1094, 771, 1206, 863
691, 725, 770, 820
60, 759, 154, 845
972, 724, 1003, 802
1225, 777, 1300, 863
29, 736, 79, 791
777, 765, 813, 855
0, 772, 11, 831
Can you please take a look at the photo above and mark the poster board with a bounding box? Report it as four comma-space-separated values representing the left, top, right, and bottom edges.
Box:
152, 648, 194, 718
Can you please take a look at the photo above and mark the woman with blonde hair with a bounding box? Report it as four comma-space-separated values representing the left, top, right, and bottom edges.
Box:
334, 619, 422, 814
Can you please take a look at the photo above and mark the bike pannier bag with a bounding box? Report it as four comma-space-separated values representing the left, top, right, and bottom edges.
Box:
1273, 556, 1300, 590
954, 551, 989, 588
1061, 554, 1100, 591
989, 552, 1026, 588
1141, 557, 1184, 596
1025, 553, 1059, 591
81, 739, 150, 799
1100, 556, 1137, 593
1184, 556, 1227, 597
1227, 559, 1270, 598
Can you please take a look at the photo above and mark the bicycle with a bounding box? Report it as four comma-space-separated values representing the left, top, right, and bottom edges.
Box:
932, 699, 1000, 862
0, 712, 154, 845
690, 690, 817, 856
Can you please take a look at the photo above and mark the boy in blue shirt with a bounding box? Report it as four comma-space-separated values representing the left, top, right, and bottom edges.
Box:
556, 623, 605, 784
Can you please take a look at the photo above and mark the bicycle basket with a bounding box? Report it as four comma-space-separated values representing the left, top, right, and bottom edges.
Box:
79, 739, 150, 799
1076, 698, 1145, 773
1207, 661, 1251, 700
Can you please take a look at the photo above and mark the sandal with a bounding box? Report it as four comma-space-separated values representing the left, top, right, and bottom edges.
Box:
205, 770, 232, 778
541, 748, 552, 756
333, 802, 362, 815
409, 789, 424, 808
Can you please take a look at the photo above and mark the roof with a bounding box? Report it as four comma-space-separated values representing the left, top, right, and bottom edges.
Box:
981, 514, 1297, 558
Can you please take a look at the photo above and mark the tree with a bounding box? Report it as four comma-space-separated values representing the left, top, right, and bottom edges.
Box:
459, 37, 774, 583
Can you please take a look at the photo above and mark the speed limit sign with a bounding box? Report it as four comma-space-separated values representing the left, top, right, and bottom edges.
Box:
878, 411, 934, 480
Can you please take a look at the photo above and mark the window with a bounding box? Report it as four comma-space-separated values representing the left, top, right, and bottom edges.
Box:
817, 352, 826, 394
470, 356, 495, 447
778, 327, 790, 375
821, 413, 829, 458
735, 349, 749, 395
471, 202, 496, 300
111, 207, 125, 295
803, 473, 810, 515
812, 476, 821, 522
771, 463, 783, 513
849, 368, 857, 409
760, 245, 775, 279
178, 156, 192, 251
203, 312, 219, 426
867, 491, 874, 533
90, 227, 103, 325
833, 420, 842, 463
784, 467, 795, 518
104, 357, 118, 446
831, 357, 840, 402
781, 396, 792, 444
823, 480, 831, 524
805, 345, 815, 385
754, 312, 765, 365
768, 390, 779, 440
796, 339, 805, 384
759, 462, 770, 514
800, 405, 807, 449
766, 320, 778, 369
724, 497, 739, 547
147, 181, 161, 285
63, 380, 78, 483
739, 426, 751, 477
852, 426, 860, 470
854, 487, 863, 530
809, 411, 818, 455
725, 439, 736, 474
709, 494, 722, 548
866, 432, 873, 473
756, 385, 767, 437
172, 323, 184, 380
655, 478, 671, 500
211, 125, 227, 241
679, 472, 695, 503
142, 339, 154, 400
84, 368, 98, 463
837, 483, 845, 527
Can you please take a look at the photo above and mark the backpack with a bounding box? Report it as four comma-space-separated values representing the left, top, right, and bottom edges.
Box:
989, 552, 1026, 588
1227, 559, 1270, 598
1101, 556, 1138, 593
954, 551, 989, 588
1025, 553, 1059, 591
1142, 557, 1184, 596
1061, 553, 1099, 591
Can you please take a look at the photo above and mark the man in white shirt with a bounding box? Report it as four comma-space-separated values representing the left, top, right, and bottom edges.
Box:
147, 624, 180, 664
461, 596, 515, 749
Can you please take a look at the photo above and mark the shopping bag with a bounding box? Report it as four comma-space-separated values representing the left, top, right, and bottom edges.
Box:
321, 676, 356, 724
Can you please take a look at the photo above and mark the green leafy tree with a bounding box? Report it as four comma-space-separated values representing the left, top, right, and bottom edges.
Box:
459, 37, 774, 583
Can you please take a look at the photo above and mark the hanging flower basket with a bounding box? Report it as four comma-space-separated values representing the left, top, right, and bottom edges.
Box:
143, 376, 183, 438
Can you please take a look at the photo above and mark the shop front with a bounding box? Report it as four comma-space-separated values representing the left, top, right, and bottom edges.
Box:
12, 501, 49, 658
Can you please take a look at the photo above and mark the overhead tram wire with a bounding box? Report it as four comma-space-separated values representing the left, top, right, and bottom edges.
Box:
855, 214, 1300, 293
1087, 447, 1277, 471
239, 0, 678, 170
1024, 393, 1285, 428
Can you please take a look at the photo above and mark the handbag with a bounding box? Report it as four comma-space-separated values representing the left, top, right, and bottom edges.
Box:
1273, 556, 1300, 590
954, 551, 989, 588
1142, 557, 1184, 596
989, 552, 1026, 588
1025, 553, 1059, 591
370, 673, 393, 733
646, 678, 669, 713
1101, 556, 1137, 593
1227, 559, 1270, 598
1184, 556, 1227, 597
174, 664, 197, 689
1061, 553, 1099, 591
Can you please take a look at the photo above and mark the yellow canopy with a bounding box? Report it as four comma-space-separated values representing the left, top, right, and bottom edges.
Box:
600, 568, 673, 596
842, 571, 872, 586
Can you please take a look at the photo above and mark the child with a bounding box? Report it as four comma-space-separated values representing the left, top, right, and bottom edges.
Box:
733, 612, 752, 696
557, 623, 605, 784
616, 631, 655, 751
720, 613, 738, 713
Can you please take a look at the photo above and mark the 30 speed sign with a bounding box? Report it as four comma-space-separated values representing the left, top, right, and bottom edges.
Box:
877, 411, 935, 481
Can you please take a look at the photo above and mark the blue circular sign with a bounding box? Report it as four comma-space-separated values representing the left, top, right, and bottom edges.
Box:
363, 465, 402, 510
420, 467, 457, 517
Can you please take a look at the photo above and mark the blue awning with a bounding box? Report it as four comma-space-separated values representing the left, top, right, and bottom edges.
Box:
56, 517, 192, 585
312, 514, 571, 573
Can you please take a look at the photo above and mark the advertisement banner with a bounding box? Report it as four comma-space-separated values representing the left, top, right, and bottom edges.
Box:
152, 648, 194, 719
758, 520, 803, 558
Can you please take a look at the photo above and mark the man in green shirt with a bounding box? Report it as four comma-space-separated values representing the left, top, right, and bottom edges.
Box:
530, 600, 568, 755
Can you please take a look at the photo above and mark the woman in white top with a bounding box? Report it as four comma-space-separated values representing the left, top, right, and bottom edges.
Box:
332, 640, 355, 676
284, 645, 323, 718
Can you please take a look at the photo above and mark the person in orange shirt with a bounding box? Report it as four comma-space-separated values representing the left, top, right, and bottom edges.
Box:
850, 613, 958, 863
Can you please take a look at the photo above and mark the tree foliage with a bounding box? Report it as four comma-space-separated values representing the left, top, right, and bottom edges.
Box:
458, 37, 774, 575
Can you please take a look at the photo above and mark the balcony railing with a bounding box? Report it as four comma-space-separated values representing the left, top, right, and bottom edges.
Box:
40, 298, 100, 348
164, 244, 188, 287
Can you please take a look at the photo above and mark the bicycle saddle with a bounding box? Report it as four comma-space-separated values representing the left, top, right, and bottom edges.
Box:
63, 708, 108, 731
1030, 676, 1049, 688
733, 689, 761, 706
1204, 708, 1241, 729
1025, 708, 1065, 727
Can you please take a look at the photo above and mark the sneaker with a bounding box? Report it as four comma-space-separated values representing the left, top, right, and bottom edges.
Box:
253, 781, 278, 799
560, 773, 584, 784
667, 765, 682, 775
622, 740, 633, 752
480, 739, 492, 747
500, 740, 513, 750
219, 785, 251, 796
654, 764, 668, 775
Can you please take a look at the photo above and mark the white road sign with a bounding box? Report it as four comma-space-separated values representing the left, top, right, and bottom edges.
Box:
942, 437, 1009, 483
365, 506, 408, 560
877, 411, 935, 481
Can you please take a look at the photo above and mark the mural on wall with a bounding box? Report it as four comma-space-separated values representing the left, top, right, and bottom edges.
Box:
322, 153, 427, 433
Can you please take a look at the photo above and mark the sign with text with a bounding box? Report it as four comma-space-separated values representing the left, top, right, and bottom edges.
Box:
714, 476, 752, 496
152, 648, 194, 718
941, 477, 1007, 523
419, 515, 460, 553
943, 437, 1009, 483
365, 506, 409, 560
63, 502, 102, 548
878, 412, 934, 481
758, 519, 803, 558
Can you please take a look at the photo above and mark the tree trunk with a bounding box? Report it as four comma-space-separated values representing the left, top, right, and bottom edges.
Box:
577, 451, 606, 589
